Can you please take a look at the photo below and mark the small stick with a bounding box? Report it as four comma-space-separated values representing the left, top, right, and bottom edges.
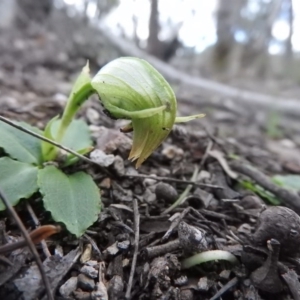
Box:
230, 160, 300, 214
143, 239, 181, 259
0, 116, 107, 171
83, 233, 102, 259
209, 277, 239, 300
125, 198, 140, 299
26, 202, 51, 258
124, 173, 223, 189
199, 139, 213, 170
0, 225, 61, 255
0, 187, 54, 300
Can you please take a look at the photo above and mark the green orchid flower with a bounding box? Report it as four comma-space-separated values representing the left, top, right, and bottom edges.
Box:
91, 57, 204, 167
53, 57, 204, 168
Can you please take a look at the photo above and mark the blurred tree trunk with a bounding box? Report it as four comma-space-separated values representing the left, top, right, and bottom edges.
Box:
146, 0, 181, 61
15, 0, 53, 28
0, 0, 17, 29
285, 0, 293, 62
147, 0, 161, 57
213, 0, 243, 75
241, 0, 282, 79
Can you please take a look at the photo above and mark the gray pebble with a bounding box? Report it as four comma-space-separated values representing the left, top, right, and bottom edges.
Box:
90, 149, 115, 167
73, 290, 92, 300
155, 182, 178, 203
113, 155, 125, 176
59, 276, 78, 297
117, 240, 130, 250
80, 265, 98, 279
78, 273, 95, 291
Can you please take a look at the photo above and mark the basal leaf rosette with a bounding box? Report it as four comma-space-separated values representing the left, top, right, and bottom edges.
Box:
91, 57, 203, 167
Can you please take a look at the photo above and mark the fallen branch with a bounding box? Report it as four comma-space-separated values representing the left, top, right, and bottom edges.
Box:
230, 160, 300, 214
100, 25, 300, 117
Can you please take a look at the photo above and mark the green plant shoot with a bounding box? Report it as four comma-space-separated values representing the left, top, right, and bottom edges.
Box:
56, 57, 204, 167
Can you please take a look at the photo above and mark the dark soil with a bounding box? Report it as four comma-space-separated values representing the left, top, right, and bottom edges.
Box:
1, 15, 300, 300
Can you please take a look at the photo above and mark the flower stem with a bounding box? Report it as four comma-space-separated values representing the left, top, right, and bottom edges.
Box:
56, 82, 95, 143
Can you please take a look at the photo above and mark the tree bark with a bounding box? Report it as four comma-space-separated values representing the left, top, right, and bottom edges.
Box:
285, 0, 294, 62
15, 0, 53, 28
147, 0, 161, 57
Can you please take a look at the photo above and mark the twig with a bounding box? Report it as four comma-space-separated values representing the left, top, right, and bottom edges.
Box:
0, 187, 54, 300
281, 269, 300, 300
0, 116, 107, 171
199, 139, 213, 170
162, 166, 199, 215
161, 207, 194, 241
125, 198, 140, 299
0, 225, 60, 255
230, 160, 300, 214
83, 233, 102, 259
26, 202, 51, 258
125, 173, 222, 189
209, 277, 239, 300
142, 239, 180, 259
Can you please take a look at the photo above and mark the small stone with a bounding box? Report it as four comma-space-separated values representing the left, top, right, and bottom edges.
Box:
142, 188, 156, 204
143, 176, 157, 187
162, 145, 184, 160
80, 244, 92, 263
91, 281, 108, 300
197, 170, 211, 181
122, 258, 130, 267
85, 260, 98, 267
105, 242, 120, 256
80, 265, 98, 279
126, 167, 138, 176
73, 290, 92, 300
54, 245, 64, 257
178, 222, 208, 253
59, 276, 78, 297
113, 156, 125, 176
90, 149, 115, 167
219, 269, 231, 280
174, 275, 188, 286
117, 240, 130, 250
96, 126, 132, 153
180, 289, 194, 300
99, 177, 111, 189
155, 182, 178, 203
280, 139, 296, 148
240, 195, 263, 209
86, 108, 100, 124
108, 275, 123, 300
53, 93, 67, 106
77, 273, 95, 291
197, 277, 210, 291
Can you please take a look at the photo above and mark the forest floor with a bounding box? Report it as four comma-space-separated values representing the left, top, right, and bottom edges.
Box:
1, 21, 300, 300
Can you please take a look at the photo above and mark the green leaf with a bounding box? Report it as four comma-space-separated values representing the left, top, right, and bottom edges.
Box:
42, 119, 93, 162
239, 180, 281, 205
272, 175, 300, 191
51, 119, 92, 151
38, 166, 101, 237
0, 121, 42, 165
0, 157, 38, 210
42, 115, 59, 161
56, 63, 94, 143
